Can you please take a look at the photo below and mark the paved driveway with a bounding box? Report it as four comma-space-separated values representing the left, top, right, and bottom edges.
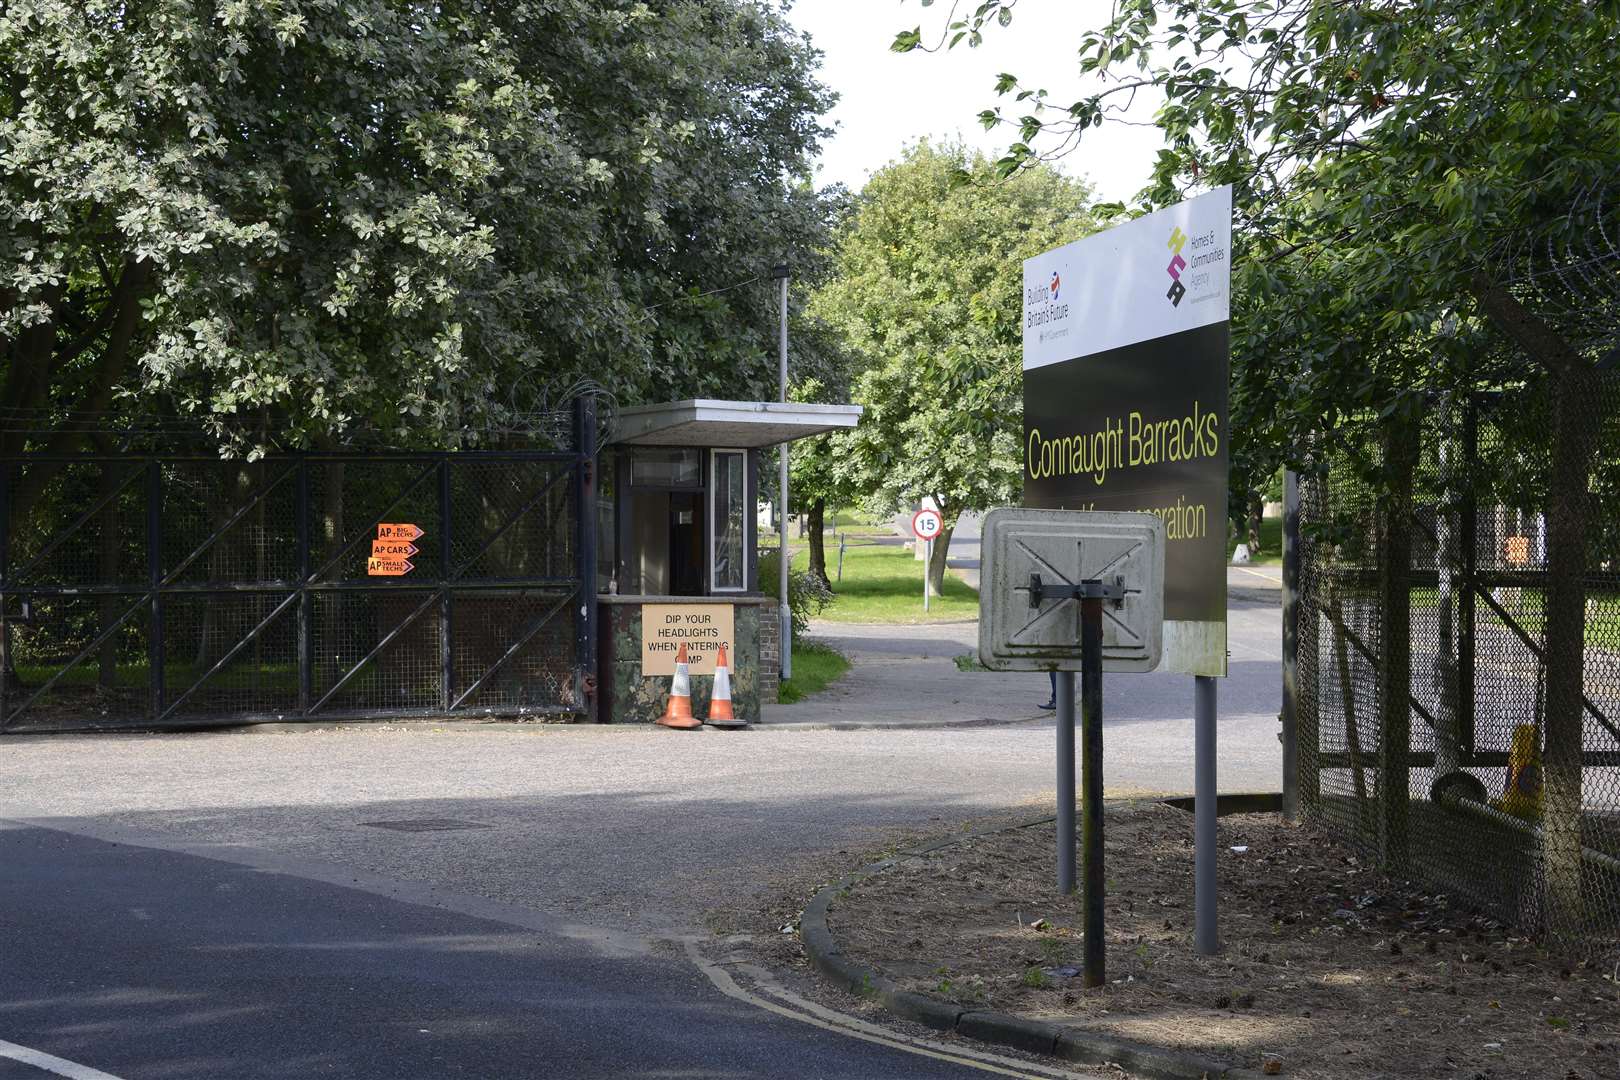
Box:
0, 603, 1280, 1079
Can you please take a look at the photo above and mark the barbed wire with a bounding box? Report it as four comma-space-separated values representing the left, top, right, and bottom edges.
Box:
1490, 181, 1620, 352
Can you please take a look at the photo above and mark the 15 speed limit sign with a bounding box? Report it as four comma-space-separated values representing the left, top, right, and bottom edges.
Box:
912, 508, 943, 541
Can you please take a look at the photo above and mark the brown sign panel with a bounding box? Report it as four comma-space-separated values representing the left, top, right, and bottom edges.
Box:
378, 523, 424, 541
641, 603, 736, 676
367, 556, 414, 577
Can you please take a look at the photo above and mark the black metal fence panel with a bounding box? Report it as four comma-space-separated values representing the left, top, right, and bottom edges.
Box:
1291, 383, 1620, 962
0, 438, 596, 733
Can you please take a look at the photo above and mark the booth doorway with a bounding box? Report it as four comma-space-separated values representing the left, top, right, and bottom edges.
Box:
628, 489, 705, 596
668, 492, 703, 595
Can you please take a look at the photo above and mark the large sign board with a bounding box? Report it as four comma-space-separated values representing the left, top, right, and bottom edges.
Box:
1022, 187, 1231, 676
978, 509, 1164, 673
641, 603, 735, 676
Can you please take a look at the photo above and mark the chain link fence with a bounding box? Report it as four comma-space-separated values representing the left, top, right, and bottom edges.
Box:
1293, 381, 1620, 961
0, 436, 597, 732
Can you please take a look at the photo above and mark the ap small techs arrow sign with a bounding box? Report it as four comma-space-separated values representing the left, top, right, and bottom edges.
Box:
367, 556, 415, 577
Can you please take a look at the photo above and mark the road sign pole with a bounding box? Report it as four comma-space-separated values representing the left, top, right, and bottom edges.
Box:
924, 538, 931, 611
1081, 594, 1106, 986
1055, 668, 1076, 895
1195, 674, 1220, 954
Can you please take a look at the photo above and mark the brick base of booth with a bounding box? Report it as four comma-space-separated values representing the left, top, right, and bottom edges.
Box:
760, 601, 780, 706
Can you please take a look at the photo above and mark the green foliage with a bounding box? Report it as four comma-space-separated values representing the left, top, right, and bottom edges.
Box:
758, 548, 834, 636
776, 639, 851, 703
1020, 965, 1050, 989
897, 1, 1620, 497
809, 141, 1097, 531
1, 0, 836, 457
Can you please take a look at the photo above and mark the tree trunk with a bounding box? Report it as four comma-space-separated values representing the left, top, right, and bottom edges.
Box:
1540, 361, 1598, 937
1473, 276, 1597, 937
927, 518, 954, 597
806, 498, 828, 587
1246, 490, 1263, 554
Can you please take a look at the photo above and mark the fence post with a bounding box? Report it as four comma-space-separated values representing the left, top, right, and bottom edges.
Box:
439, 458, 453, 712
0, 460, 10, 727
573, 396, 599, 720
1377, 415, 1419, 871
147, 458, 165, 720
295, 458, 311, 715
1296, 473, 1322, 814
1458, 399, 1477, 755
1281, 469, 1302, 821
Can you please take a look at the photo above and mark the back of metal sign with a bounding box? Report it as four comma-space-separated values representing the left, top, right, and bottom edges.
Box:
978, 508, 1165, 672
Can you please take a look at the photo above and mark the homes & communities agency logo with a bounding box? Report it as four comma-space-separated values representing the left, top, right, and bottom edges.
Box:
1163, 223, 1225, 309
1166, 226, 1188, 307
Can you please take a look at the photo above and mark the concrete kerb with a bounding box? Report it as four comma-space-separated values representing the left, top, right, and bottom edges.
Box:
798, 807, 1276, 1080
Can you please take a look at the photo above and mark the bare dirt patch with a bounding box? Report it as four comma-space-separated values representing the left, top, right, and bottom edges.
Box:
821, 800, 1620, 1079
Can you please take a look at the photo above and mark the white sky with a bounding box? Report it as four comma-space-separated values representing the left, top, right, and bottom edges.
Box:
786, 1, 1166, 203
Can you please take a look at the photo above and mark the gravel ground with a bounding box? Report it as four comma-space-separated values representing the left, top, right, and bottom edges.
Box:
819, 802, 1620, 1080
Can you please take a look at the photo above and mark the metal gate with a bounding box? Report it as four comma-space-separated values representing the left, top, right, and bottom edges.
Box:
0, 406, 598, 733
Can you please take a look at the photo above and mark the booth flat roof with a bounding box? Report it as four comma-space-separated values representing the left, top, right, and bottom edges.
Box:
611, 399, 863, 448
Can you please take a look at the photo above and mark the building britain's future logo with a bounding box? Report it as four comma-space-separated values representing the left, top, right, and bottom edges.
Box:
1049, 270, 1061, 302
1165, 226, 1188, 307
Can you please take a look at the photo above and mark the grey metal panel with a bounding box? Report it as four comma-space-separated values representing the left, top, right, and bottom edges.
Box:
978, 508, 1164, 672
612, 399, 863, 448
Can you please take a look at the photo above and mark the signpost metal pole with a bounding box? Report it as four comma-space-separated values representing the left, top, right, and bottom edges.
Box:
1080, 593, 1105, 987
1194, 674, 1219, 954
924, 538, 931, 612
1055, 668, 1076, 895
774, 263, 791, 681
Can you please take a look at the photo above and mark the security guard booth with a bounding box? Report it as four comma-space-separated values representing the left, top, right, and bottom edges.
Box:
594, 400, 861, 724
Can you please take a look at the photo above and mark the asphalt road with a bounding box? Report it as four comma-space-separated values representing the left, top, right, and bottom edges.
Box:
0, 602, 1282, 1079
0, 824, 1030, 1080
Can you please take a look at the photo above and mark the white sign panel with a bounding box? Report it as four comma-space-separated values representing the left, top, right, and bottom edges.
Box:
1023, 186, 1232, 371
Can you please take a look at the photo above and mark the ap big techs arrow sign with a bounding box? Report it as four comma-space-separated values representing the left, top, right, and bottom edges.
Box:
367, 523, 424, 576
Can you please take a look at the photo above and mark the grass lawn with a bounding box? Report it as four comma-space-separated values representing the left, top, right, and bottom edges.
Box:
827, 508, 898, 539
1228, 515, 1283, 566
766, 538, 980, 623
777, 638, 850, 703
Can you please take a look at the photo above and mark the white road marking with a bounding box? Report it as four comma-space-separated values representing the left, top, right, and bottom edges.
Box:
683, 942, 1096, 1080
0, 1039, 129, 1080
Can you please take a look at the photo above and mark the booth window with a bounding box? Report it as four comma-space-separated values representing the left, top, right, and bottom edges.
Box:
711, 449, 746, 591
631, 449, 700, 487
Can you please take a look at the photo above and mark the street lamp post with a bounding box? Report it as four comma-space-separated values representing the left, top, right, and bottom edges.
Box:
773, 263, 791, 682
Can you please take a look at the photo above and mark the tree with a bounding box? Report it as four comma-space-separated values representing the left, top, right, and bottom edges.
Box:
810, 141, 1096, 593
1, 0, 835, 467
896, 0, 1620, 932
1, 0, 838, 690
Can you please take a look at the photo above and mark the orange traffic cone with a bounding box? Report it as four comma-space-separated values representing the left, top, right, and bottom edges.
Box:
656, 642, 702, 729
705, 644, 747, 729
